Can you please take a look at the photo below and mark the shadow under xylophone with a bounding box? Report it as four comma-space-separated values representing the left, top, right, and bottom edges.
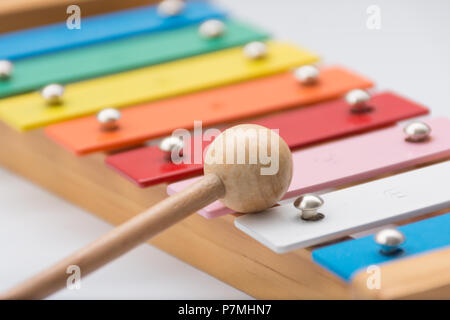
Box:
0, 0, 449, 299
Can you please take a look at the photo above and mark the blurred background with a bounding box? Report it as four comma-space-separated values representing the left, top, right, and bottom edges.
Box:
0, 0, 448, 299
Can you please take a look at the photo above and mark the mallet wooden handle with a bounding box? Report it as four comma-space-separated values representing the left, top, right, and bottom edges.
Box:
1, 174, 225, 300
2, 124, 293, 300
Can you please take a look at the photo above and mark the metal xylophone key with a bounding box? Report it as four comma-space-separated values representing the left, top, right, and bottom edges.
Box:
0, 0, 226, 60
235, 161, 450, 253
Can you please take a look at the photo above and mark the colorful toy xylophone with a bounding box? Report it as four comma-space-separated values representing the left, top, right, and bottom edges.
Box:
0, 0, 449, 299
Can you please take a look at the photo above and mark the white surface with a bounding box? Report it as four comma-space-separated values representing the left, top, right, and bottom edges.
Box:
217, 0, 450, 118
1, 0, 450, 299
236, 161, 450, 253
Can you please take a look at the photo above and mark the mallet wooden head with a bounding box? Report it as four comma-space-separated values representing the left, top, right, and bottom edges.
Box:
205, 124, 293, 213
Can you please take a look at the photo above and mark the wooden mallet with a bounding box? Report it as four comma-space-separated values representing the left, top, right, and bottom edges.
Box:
1, 124, 293, 299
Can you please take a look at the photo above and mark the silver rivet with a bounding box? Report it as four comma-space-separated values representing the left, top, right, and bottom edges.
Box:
404, 121, 431, 142
97, 108, 121, 131
294, 65, 319, 85
243, 41, 268, 60
0, 60, 13, 79
41, 83, 64, 105
375, 228, 405, 255
157, 0, 185, 16
293, 194, 325, 221
198, 19, 225, 38
345, 89, 372, 113
159, 136, 184, 161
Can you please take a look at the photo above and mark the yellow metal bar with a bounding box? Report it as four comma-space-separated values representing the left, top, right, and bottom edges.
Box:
0, 41, 318, 130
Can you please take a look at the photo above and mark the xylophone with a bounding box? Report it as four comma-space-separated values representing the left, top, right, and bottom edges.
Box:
0, 0, 449, 299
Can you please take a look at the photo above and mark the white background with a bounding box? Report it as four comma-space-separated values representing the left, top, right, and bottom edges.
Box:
0, 0, 449, 299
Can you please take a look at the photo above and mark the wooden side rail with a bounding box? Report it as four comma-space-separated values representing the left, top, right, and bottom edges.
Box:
0, 0, 157, 33
352, 247, 450, 299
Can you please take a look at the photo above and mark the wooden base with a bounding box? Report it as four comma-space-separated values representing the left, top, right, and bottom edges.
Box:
0, 0, 157, 33
0, 121, 448, 299
352, 247, 450, 299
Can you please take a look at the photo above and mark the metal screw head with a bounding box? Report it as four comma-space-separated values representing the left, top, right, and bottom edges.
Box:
375, 228, 405, 255
41, 83, 64, 105
159, 136, 184, 160
294, 65, 319, 85
243, 41, 268, 60
293, 194, 324, 221
0, 60, 13, 79
404, 121, 431, 142
198, 19, 225, 38
157, 0, 185, 16
345, 89, 371, 113
97, 108, 121, 131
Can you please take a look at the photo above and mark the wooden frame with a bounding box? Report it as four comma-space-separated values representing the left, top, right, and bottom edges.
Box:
352, 248, 450, 299
0, 0, 158, 33
0, 121, 448, 299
